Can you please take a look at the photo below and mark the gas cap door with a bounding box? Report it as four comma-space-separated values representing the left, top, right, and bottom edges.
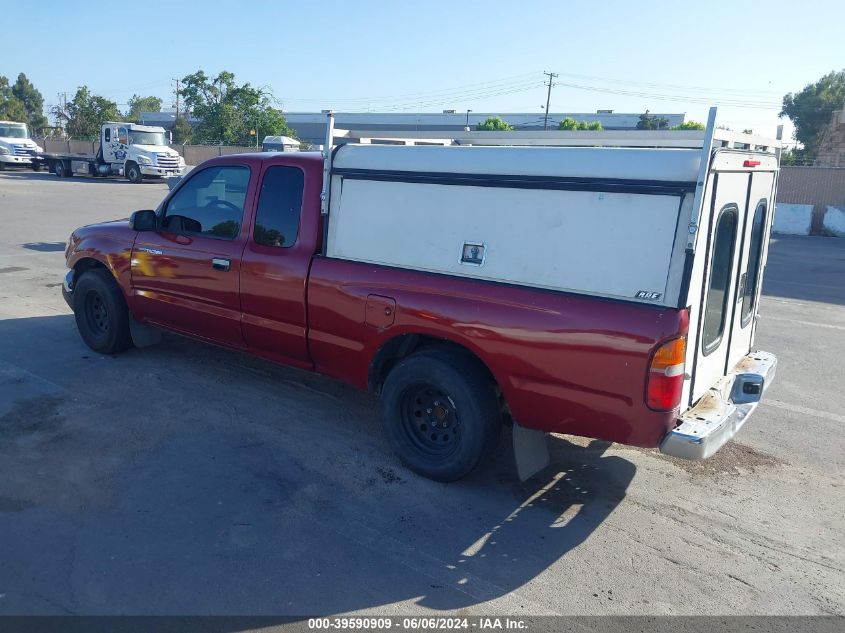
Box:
365, 294, 396, 329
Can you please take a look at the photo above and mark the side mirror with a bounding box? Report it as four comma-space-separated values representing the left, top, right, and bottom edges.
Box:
129, 209, 157, 231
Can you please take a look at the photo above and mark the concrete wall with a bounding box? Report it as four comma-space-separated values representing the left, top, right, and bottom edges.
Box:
776, 167, 845, 236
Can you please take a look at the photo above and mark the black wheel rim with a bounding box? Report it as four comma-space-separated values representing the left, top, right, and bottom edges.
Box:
83, 290, 109, 336
399, 383, 461, 457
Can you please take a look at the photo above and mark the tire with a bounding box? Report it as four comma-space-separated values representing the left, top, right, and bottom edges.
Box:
126, 162, 142, 184
0, 161, 5, 171
52, 159, 66, 178
72, 269, 133, 354
31, 161, 41, 172
379, 349, 501, 482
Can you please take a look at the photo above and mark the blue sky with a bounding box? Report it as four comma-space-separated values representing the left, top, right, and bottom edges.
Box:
5, 0, 844, 142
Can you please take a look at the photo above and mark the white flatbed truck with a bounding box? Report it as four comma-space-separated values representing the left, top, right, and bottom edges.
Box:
31, 122, 185, 183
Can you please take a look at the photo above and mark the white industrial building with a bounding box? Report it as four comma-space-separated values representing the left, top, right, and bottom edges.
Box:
284, 111, 686, 144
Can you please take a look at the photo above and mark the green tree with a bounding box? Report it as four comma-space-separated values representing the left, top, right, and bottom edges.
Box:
475, 116, 512, 131
637, 110, 670, 130
558, 117, 602, 130
171, 114, 193, 144
671, 120, 706, 131
0, 76, 28, 123
781, 70, 845, 159
52, 86, 121, 139
10, 73, 48, 133
125, 94, 162, 123
179, 69, 295, 145
779, 149, 810, 166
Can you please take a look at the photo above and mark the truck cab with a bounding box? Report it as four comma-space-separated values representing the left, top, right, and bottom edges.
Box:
100, 122, 185, 182
0, 120, 42, 169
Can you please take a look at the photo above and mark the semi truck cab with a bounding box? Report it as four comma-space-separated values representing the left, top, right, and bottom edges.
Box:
100, 122, 185, 182
0, 121, 42, 169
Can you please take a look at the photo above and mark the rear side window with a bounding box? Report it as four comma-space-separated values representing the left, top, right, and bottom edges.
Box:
741, 201, 767, 326
164, 165, 250, 240
702, 205, 738, 354
253, 166, 305, 248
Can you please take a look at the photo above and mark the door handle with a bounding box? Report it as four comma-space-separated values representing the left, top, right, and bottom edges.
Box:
211, 257, 231, 271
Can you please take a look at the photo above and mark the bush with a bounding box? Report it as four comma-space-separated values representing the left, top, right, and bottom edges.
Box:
476, 116, 513, 131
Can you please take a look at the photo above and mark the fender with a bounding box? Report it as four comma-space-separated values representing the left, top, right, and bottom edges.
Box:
66, 220, 138, 316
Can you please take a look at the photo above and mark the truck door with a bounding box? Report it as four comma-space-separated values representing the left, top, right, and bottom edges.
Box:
689, 170, 750, 403
102, 125, 123, 163
724, 171, 775, 371
239, 163, 314, 368
131, 163, 255, 347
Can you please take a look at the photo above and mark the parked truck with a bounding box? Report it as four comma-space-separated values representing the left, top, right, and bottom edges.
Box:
0, 120, 43, 169
61, 108, 780, 482
32, 122, 185, 183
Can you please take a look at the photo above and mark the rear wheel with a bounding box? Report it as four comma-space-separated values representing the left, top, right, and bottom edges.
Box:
72, 269, 133, 354
52, 159, 67, 177
380, 349, 501, 482
126, 162, 142, 183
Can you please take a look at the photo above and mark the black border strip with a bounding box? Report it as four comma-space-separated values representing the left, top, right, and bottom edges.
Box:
332, 168, 696, 196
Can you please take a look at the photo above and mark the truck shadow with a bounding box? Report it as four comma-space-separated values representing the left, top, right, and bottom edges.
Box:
0, 170, 166, 185
0, 314, 635, 615
21, 242, 66, 252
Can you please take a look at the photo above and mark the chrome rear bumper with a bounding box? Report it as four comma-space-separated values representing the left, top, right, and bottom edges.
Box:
660, 351, 777, 460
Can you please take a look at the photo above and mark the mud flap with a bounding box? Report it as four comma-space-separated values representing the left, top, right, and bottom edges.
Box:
513, 422, 550, 481
129, 315, 162, 348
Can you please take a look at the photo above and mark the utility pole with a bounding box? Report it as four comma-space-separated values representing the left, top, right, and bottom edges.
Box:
172, 78, 181, 117
543, 71, 558, 131
55, 92, 69, 136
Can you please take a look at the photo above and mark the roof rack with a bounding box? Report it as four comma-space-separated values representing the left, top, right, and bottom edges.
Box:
328, 107, 781, 154
332, 127, 781, 152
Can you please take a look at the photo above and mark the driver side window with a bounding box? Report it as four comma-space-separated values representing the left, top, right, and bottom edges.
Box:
163, 165, 250, 240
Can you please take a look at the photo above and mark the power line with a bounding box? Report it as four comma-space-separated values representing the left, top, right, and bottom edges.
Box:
552, 71, 782, 96
553, 81, 782, 110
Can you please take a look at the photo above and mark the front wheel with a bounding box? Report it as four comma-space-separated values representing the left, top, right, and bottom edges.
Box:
72, 269, 133, 354
31, 161, 42, 172
379, 350, 501, 482
125, 162, 142, 184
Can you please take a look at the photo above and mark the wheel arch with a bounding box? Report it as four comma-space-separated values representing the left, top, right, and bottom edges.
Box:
368, 333, 510, 420
70, 256, 109, 284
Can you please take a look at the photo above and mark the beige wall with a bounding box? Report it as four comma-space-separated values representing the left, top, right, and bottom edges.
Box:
777, 166, 845, 235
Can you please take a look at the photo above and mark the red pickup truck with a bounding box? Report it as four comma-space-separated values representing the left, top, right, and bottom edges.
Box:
62, 118, 779, 481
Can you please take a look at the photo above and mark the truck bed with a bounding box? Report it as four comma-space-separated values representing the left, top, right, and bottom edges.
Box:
306, 256, 688, 447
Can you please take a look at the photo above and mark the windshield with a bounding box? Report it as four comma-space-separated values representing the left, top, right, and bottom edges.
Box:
129, 130, 167, 146
0, 124, 28, 139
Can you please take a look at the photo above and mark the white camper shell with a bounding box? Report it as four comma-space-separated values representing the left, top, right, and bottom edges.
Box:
320, 108, 780, 459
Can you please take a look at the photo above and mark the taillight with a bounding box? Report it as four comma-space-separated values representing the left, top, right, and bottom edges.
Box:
647, 337, 686, 411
